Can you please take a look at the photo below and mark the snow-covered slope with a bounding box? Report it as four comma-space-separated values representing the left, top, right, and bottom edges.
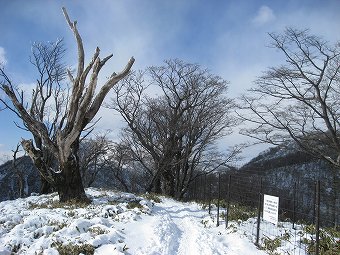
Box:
0, 188, 267, 255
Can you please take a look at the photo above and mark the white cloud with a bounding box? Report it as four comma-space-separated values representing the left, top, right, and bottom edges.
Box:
252, 5, 276, 26
17, 82, 36, 98
0, 144, 12, 164
0, 47, 7, 66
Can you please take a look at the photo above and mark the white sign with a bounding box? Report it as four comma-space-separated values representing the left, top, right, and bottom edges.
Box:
263, 194, 279, 225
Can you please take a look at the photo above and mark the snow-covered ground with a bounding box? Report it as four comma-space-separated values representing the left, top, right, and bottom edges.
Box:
0, 188, 293, 254
119, 198, 267, 255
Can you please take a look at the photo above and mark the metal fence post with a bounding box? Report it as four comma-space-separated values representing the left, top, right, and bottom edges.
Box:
199, 175, 204, 201
313, 180, 317, 225
208, 176, 212, 215
193, 177, 197, 200
203, 173, 207, 203
225, 175, 232, 228
217, 173, 221, 227
315, 180, 320, 255
293, 181, 297, 229
255, 177, 263, 246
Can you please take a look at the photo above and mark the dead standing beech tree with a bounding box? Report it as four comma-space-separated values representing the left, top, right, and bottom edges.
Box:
239, 28, 340, 171
0, 8, 134, 202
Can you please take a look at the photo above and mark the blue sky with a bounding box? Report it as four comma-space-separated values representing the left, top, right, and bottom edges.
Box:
0, 0, 339, 163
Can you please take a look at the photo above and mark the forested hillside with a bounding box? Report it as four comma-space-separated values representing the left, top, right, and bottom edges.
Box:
0, 156, 136, 202
0, 156, 40, 201
237, 143, 339, 226
2, 141, 339, 210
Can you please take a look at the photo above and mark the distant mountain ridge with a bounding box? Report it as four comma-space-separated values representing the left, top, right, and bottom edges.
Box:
0, 156, 40, 202
240, 143, 335, 181
237, 142, 339, 226
1, 142, 339, 218
0, 155, 127, 202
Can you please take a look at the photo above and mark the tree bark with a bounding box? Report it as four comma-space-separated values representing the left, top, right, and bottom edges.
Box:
56, 152, 90, 203
40, 177, 52, 194
161, 165, 175, 197
21, 138, 90, 202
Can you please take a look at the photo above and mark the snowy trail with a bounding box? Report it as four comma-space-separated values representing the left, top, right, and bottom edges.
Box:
0, 189, 268, 255
121, 198, 266, 255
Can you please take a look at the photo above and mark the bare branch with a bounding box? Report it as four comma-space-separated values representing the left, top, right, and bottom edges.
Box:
62, 7, 84, 82
239, 28, 340, 170
112, 59, 237, 197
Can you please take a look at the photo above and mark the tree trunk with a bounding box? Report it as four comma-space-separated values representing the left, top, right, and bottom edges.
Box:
22, 139, 90, 203
13, 164, 25, 198
161, 167, 175, 197
154, 176, 162, 194
12, 144, 25, 198
40, 177, 52, 194
147, 175, 162, 194
56, 155, 90, 203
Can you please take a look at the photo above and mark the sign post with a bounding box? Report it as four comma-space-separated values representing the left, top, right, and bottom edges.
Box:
263, 194, 279, 225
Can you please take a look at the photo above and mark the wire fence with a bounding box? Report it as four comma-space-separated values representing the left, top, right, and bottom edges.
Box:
186, 172, 340, 255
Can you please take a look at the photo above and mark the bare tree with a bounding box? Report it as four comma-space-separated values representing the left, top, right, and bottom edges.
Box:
29, 39, 67, 194
79, 134, 111, 188
239, 28, 340, 170
112, 59, 239, 198
0, 7, 134, 202
11, 143, 25, 198
102, 141, 133, 192
116, 132, 157, 192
